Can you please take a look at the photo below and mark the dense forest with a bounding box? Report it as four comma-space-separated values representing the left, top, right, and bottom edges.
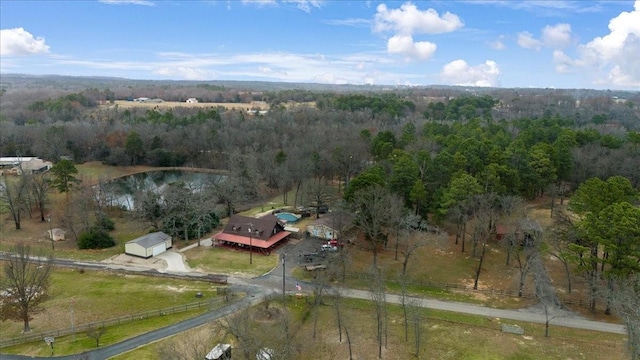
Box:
1, 75, 639, 195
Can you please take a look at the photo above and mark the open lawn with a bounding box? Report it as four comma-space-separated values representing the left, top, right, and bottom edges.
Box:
108, 100, 270, 110
2, 308, 207, 357
0, 268, 223, 337
105, 100, 315, 111
184, 246, 279, 278
112, 297, 627, 360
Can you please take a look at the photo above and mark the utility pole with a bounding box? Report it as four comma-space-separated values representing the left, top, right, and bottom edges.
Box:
71, 297, 75, 341
282, 253, 286, 303
47, 214, 54, 251
248, 223, 253, 265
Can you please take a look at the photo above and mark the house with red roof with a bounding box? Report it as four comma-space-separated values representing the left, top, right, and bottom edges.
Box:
213, 214, 290, 253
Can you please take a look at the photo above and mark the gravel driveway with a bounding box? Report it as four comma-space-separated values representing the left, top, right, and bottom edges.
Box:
156, 250, 191, 273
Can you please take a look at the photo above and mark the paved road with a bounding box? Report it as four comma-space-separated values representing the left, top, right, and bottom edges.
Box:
0, 242, 628, 359
339, 288, 626, 334
0, 284, 275, 360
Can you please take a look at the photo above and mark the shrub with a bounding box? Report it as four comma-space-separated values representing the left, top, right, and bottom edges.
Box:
96, 215, 115, 231
78, 229, 115, 249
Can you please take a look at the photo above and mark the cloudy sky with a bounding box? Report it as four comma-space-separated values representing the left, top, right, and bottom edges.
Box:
1, 0, 639, 89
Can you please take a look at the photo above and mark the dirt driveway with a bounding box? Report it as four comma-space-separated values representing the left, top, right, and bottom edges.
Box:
101, 253, 167, 270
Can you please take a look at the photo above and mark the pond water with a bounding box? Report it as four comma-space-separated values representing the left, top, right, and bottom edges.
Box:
107, 170, 224, 210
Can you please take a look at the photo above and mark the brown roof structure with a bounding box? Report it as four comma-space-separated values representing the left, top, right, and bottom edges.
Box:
213, 214, 290, 249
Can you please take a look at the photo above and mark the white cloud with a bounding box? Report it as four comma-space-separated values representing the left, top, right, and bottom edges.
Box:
312, 72, 348, 85
241, 0, 277, 7
462, 0, 602, 14
518, 23, 573, 50
99, 0, 155, 5
154, 67, 212, 80
517, 31, 542, 50
323, 18, 370, 27
241, 0, 323, 12
374, 2, 463, 35
284, 0, 323, 12
552, 50, 574, 73
559, 0, 640, 87
0, 28, 50, 56
440, 59, 501, 87
51, 50, 404, 84
373, 2, 462, 62
541, 23, 572, 48
488, 37, 506, 50
387, 35, 436, 61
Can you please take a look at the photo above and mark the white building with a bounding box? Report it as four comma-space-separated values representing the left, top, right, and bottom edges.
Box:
205, 343, 231, 360
0, 157, 53, 175
125, 232, 172, 258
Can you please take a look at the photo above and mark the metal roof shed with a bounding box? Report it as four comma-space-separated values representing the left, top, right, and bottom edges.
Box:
205, 343, 231, 360
125, 232, 172, 258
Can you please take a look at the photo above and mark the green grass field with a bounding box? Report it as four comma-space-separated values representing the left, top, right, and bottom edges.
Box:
1, 268, 223, 337
184, 246, 279, 277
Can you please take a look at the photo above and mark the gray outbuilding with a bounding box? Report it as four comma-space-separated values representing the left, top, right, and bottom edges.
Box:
125, 232, 172, 258
205, 343, 231, 360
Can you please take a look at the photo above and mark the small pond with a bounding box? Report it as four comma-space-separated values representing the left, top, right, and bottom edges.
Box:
107, 170, 224, 210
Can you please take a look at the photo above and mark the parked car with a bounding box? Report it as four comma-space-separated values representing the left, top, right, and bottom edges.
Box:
327, 240, 344, 247
321, 244, 338, 252
300, 252, 319, 263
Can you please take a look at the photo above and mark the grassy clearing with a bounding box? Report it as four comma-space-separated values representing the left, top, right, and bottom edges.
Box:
292, 235, 538, 309
2, 308, 207, 357
114, 297, 627, 360
0, 268, 223, 337
109, 100, 270, 110
184, 246, 279, 277
76, 161, 156, 185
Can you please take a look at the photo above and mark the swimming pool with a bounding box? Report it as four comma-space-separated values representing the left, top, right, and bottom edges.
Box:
275, 212, 301, 223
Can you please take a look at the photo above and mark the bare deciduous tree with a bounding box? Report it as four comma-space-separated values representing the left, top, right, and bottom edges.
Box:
86, 324, 107, 347
0, 173, 30, 229
497, 195, 526, 266
220, 300, 298, 360
210, 151, 259, 217
546, 210, 579, 294
531, 246, 563, 337
396, 214, 446, 277
350, 185, 403, 266
406, 296, 424, 358
0, 244, 53, 332
368, 267, 388, 359
608, 275, 640, 360
329, 286, 345, 343
29, 173, 50, 222
158, 323, 223, 360
304, 178, 334, 219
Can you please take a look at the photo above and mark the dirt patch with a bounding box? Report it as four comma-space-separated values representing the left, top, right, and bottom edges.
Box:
108, 100, 270, 110
252, 306, 284, 323
101, 254, 167, 270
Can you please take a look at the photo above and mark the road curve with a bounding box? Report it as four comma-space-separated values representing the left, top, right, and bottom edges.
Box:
0, 285, 274, 360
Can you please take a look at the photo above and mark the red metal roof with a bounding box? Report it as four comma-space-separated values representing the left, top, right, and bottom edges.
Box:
213, 230, 291, 249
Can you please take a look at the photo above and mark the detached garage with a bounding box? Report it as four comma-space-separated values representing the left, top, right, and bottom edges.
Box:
125, 232, 172, 258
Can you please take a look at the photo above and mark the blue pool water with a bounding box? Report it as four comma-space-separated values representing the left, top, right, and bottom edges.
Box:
275, 212, 300, 223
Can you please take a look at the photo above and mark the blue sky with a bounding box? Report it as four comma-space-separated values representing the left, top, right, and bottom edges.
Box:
1, 0, 639, 89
